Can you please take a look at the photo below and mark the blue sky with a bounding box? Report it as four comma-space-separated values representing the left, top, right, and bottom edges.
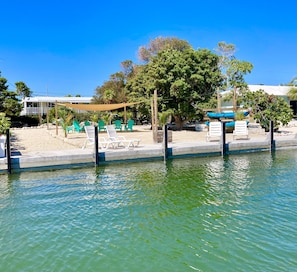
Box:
1, 0, 296, 97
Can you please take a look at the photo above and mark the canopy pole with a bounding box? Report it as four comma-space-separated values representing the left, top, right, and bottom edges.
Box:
124, 106, 127, 124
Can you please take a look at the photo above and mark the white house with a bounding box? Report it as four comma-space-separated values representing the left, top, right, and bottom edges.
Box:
20, 96, 93, 116
221, 85, 296, 114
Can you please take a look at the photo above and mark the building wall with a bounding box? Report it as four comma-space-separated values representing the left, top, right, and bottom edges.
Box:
20, 96, 93, 116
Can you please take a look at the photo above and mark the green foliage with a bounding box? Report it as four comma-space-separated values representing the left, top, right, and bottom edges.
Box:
90, 113, 99, 123
93, 72, 126, 104
235, 111, 245, 120
138, 36, 191, 62
287, 87, 297, 100
242, 90, 293, 131
216, 42, 253, 109
126, 47, 222, 129
159, 109, 174, 126
58, 108, 74, 137
0, 113, 11, 134
0, 77, 22, 117
15, 81, 32, 98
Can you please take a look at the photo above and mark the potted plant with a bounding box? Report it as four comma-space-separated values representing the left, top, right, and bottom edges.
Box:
0, 113, 11, 157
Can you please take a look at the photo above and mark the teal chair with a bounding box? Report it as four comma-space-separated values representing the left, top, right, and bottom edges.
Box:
98, 120, 106, 132
66, 125, 74, 133
113, 120, 122, 131
125, 119, 134, 132
84, 120, 91, 126
73, 120, 84, 133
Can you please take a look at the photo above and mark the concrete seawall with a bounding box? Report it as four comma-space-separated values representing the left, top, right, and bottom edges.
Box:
1, 134, 297, 174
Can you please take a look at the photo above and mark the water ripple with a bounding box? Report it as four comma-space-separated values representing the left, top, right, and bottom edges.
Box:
0, 150, 297, 271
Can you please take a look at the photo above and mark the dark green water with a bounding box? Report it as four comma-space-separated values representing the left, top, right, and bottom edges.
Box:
0, 150, 296, 272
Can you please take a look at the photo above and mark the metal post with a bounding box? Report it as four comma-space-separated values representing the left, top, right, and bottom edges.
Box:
6, 129, 11, 174
163, 124, 168, 161
221, 122, 226, 156
94, 126, 99, 166
270, 120, 275, 151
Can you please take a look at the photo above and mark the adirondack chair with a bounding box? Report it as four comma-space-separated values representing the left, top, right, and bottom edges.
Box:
113, 120, 122, 131
98, 120, 106, 132
233, 121, 249, 140
66, 125, 74, 133
206, 122, 222, 141
73, 120, 84, 133
124, 119, 134, 132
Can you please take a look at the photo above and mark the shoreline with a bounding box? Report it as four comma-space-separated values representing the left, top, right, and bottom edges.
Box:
1, 123, 297, 173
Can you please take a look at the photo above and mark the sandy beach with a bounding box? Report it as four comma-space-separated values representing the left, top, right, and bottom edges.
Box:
9, 122, 297, 155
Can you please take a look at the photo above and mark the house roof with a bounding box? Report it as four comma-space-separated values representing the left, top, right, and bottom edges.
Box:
221, 85, 291, 97
248, 85, 291, 96
22, 96, 93, 103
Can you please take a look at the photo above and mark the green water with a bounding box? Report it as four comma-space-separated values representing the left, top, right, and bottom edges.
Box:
0, 150, 296, 271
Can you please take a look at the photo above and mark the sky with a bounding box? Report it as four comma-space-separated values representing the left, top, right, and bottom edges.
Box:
1, 0, 296, 97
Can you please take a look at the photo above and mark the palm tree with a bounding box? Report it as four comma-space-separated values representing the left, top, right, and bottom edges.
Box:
287, 87, 297, 101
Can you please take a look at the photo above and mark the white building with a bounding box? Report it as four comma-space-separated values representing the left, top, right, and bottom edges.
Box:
221, 85, 296, 114
20, 96, 93, 116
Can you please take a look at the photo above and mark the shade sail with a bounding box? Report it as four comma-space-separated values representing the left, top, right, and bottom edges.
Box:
58, 102, 140, 111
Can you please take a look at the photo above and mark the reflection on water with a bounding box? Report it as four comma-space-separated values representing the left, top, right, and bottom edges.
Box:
0, 150, 297, 271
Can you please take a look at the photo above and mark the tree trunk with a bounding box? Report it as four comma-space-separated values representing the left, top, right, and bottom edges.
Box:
173, 115, 184, 130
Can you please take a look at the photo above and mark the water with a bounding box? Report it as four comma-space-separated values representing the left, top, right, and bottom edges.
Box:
0, 150, 296, 272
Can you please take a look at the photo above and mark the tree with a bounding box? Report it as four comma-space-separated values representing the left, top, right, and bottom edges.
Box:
138, 36, 191, 62
93, 72, 126, 104
242, 90, 293, 131
215, 42, 253, 111
121, 60, 136, 80
0, 75, 22, 117
58, 108, 73, 138
126, 48, 223, 128
288, 77, 297, 86
287, 87, 297, 100
15, 81, 32, 98
287, 77, 297, 100
0, 112, 11, 134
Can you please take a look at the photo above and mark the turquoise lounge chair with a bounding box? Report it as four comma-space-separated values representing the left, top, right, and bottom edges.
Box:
113, 120, 122, 131
125, 119, 134, 132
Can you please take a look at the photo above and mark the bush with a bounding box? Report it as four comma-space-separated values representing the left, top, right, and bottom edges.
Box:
10, 115, 39, 127
0, 113, 11, 134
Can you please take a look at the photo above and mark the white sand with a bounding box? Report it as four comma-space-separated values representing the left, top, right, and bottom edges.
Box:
10, 122, 297, 154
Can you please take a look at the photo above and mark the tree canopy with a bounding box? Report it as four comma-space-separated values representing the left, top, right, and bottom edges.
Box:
93, 72, 126, 104
0, 75, 22, 117
126, 47, 222, 127
138, 36, 191, 62
242, 90, 293, 131
15, 81, 32, 99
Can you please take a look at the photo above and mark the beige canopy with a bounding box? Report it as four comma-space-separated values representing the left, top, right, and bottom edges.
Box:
58, 102, 140, 111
